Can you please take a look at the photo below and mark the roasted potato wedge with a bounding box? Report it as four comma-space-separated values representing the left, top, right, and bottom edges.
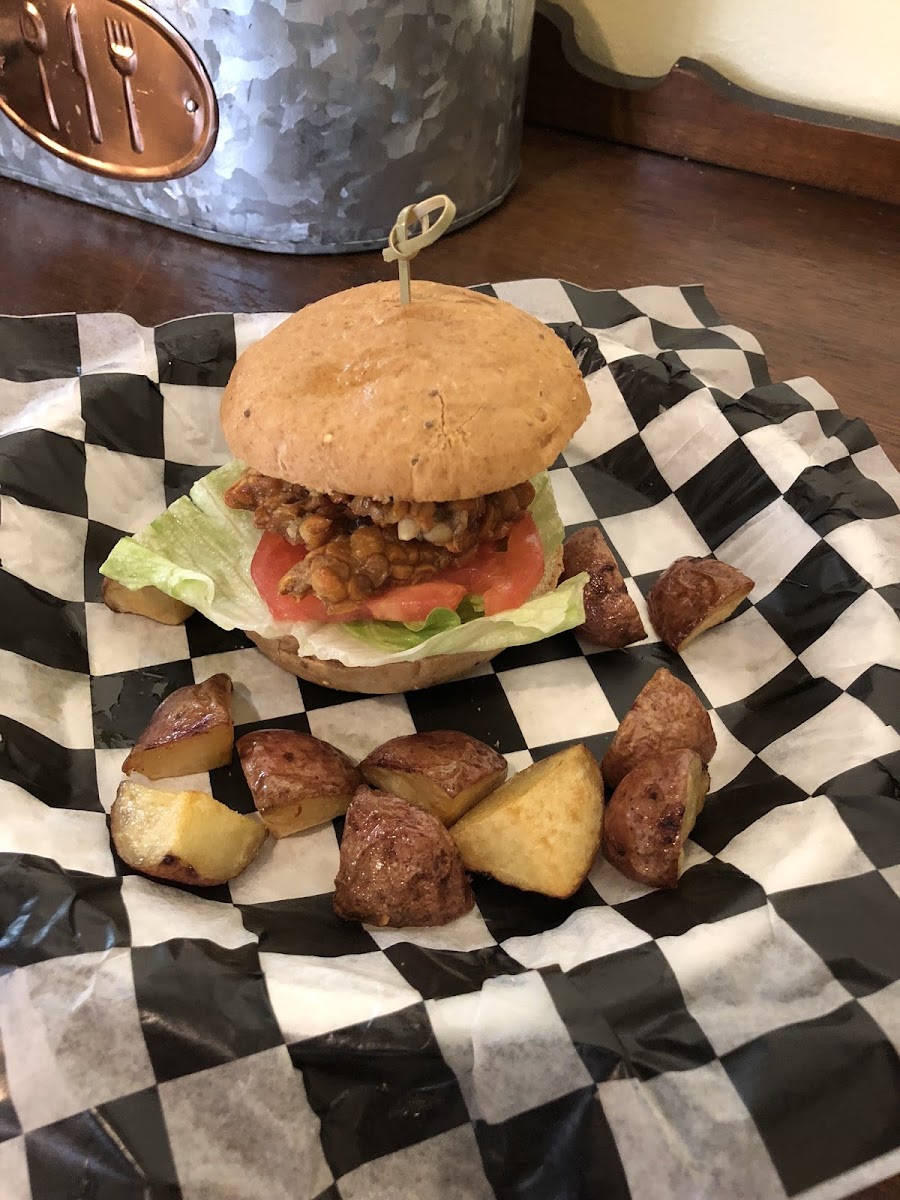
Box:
451, 744, 604, 899
648, 556, 754, 652
602, 668, 716, 792
562, 526, 646, 648
603, 749, 709, 889
101, 577, 194, 626
123, 673, 234, 780
111, 780, 267, 886
237, 730, 361, 837
334, 786, 474, 928
360, 730, 507, 826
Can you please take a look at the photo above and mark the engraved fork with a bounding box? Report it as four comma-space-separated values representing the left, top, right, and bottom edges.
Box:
104, 16, 143, 153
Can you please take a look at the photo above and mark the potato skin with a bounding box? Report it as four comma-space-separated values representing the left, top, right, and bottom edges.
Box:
334, 786, 474, 928
362, 730, 506, 794
602, 668, 715, 791
562, 526, 646, 648
648, 556, 753, 651
603, 749, 709, 889
236, 730, 361, 836
237, 730, 359, 800
122, 673, 234, 778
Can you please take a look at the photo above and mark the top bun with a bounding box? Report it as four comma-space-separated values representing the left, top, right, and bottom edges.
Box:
221, 281, 590, 501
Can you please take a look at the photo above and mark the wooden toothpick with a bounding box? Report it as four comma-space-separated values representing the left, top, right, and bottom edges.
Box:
382, 194, 457, 304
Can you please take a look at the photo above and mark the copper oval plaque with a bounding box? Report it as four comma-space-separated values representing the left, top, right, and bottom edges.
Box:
0, 0, 217, 180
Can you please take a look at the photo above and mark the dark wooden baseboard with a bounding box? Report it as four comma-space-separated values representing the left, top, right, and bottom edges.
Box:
526, 7, 900, 204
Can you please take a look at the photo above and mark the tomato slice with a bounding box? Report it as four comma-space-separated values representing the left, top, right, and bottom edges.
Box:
250, 513, 545, 625
442, 513, 544, 615
366, 580, 467, 623
249, 534, 367, 624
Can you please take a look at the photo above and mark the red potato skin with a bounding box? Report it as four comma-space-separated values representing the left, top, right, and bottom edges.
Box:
145, 674, 232, 745
122, 673, 233, 775
334, 787, 474, 928
236, 730, 360, 800
602, 749, 709, 889
235, 730, 362, 835
647, 556, 754, 650
601, 668, 716, 791
361, 730, 507, 800
562, 526, 646, 648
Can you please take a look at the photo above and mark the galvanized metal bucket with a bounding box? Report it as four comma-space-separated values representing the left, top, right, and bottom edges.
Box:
0, 0, 535, 253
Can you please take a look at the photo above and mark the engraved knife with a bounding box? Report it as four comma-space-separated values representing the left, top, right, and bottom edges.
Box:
66, 4, 101, 143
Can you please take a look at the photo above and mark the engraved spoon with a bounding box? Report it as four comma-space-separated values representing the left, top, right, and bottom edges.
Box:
20, 2, 59, 132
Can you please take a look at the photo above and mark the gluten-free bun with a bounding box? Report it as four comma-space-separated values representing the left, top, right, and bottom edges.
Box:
247, 545, 564, 694
221, 281, 590, 501
246, 637, 499, 695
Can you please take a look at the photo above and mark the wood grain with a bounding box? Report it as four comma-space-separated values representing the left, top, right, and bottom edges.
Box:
0, 126, 898, 1199
527, 11, 900, 205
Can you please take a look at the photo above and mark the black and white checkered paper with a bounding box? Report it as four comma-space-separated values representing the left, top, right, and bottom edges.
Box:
2, 280, 900, 1200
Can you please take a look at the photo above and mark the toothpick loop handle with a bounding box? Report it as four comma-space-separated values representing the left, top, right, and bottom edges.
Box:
382, 194, 457, 304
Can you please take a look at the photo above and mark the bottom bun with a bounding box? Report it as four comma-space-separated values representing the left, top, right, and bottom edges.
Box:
248, 545, 565, 695
247, 634, 498, 693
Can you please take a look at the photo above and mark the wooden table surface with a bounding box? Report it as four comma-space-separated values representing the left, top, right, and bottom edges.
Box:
2, 125, 899, 1200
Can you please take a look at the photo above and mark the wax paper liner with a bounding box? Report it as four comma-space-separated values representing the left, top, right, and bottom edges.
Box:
1, 279, 899, 1200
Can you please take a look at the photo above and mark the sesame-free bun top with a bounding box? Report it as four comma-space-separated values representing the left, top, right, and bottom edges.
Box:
220, 280, 590, 501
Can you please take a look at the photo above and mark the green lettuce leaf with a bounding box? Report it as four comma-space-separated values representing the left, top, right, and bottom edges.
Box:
529, 467, 566, 561
101, 462, 587, 668
345, 606, 464, 653
456, 595, 486, 623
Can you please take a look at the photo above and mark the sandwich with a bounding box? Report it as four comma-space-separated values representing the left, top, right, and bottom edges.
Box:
101, 280, 592, 693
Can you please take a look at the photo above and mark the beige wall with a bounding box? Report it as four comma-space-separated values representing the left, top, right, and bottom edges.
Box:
554, 0, 900, 124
